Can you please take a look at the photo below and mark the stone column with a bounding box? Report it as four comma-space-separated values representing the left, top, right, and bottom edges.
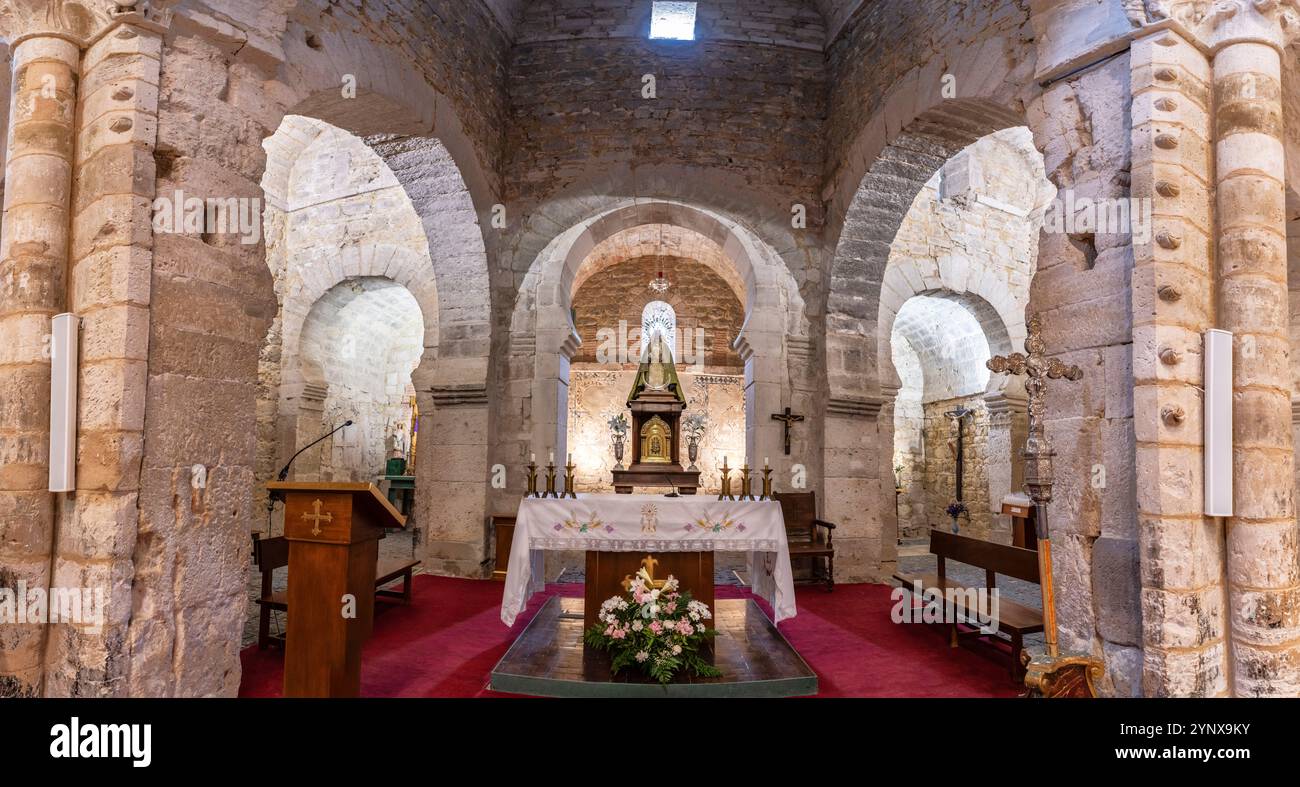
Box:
823, 395, 895, 583
418, 382, 492, 578
0, 33, 79, 697
1206, 10, 1300, 696
984, 389, 1028, 543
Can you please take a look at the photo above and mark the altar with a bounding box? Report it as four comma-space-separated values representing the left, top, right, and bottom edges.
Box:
499, 494, 797, 626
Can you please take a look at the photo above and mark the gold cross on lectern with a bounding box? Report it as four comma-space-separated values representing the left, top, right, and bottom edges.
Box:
302, 498, 333, 536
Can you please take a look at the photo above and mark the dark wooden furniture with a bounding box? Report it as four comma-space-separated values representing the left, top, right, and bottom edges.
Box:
265, 482, 407, 697
252, 535, 420, 650
892, 529, 1043, 681
491, 515, 516, 581
772, 491, 835, 591
583, 551, 714, 630
1002, 497, 1038, 550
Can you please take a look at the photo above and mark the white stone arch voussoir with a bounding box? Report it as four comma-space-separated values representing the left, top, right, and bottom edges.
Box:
875, 256, 1027, 402
279, 243, 439, 398
509, 198, 806, 466
824, 97, 1032, 409
269, 27, 497, 395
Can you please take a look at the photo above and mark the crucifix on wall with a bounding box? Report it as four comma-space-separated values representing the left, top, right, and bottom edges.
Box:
943, 405, 973, 510
771, 407, 804, 455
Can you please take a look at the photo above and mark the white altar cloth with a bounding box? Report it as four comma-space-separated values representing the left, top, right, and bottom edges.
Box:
500, 494, 796, 626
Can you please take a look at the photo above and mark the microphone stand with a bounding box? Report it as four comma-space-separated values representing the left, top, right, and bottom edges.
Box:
265, 421, 354, 532
662, 474, 680, 498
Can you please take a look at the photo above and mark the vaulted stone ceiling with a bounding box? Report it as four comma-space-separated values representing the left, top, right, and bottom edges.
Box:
488, 0, 864, 43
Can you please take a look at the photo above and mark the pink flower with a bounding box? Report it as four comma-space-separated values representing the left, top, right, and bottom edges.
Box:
676, 620, 694, 635
649, 621, 663, 635
665, 602, 677, 614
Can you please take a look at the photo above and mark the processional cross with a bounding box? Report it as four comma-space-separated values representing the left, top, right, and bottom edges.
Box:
987, 315, 1102, 696
771, 408, 804, 455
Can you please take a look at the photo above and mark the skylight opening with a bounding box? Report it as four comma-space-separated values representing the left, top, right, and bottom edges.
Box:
650, 2, 698, 41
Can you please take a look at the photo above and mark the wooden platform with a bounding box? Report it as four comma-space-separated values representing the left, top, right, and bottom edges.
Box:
490, 596, 818, 698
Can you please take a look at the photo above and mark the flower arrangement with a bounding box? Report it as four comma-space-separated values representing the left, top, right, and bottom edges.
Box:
608, 413, 629, 441
945, 501, 968, 519
683, 413, 708, 444
584, 569, 720, 684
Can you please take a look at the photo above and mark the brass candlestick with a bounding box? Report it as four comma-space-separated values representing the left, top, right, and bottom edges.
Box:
563, 460, 577, 499
761, 465, 773, 500
526, 461, 539, 498
739, 463, 755, 501
545, 461, 558, 498
718, 460, 733, 501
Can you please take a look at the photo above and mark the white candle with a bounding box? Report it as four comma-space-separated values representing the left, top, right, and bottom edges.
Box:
723, 455, 728, 466
530, 452, 536, 463
764, 457, 770, 468
549, 451, 555, 464
568, 453, 573, 465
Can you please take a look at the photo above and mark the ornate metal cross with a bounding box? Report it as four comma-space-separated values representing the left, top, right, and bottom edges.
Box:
986, 314, 1082, 660
301, 498, 333, 537
771, 407, 804, 455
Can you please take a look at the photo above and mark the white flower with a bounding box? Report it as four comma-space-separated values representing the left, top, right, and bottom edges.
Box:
636, 651, 649, 663
632, 620, 643, 632
672, 645, 682, 655
689, 611, 700, 621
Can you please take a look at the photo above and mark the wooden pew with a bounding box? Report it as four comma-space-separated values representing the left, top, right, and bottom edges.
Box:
253, 535, 420, 650
892, 530, 1043, 681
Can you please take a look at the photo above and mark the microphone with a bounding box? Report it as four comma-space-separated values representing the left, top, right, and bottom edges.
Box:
662, 474, 680, 498
276, 420, 353, 482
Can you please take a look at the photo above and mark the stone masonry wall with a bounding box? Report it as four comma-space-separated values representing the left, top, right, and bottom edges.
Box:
571, 255, 744, 368
920, 396, 996, 541
506, 0, 827, 210
567, 369, 746, 494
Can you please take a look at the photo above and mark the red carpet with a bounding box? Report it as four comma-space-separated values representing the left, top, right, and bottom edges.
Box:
238, 575, 1020, 698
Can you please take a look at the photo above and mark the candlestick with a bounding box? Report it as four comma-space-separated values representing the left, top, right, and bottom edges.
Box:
545, 459, 558, 498
761, 465, 773, 500
739, 462, 755, 501
718, 458, 733, 501
563, 458, 577, 499
526, 460, 539, 498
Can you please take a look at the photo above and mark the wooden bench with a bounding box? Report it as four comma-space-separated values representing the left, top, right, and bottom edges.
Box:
892, 529, 1042, 681
773, 491, 836, 591
252, 535, 421, 650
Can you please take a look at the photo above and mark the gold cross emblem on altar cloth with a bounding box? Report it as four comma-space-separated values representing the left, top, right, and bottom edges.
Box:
302, 498, 333, 536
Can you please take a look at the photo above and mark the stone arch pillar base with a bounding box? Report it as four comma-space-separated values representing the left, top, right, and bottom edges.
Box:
822, 395, 897, 583
417, 384, 492, 578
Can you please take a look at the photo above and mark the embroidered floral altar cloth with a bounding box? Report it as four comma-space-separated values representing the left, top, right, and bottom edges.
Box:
500, 494, 796, 626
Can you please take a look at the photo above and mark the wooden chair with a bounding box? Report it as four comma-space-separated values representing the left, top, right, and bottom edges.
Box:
772, 491, 836, 591
252, 535, 421, 649
892, 529, 1043, 681
253, 536, 290, 649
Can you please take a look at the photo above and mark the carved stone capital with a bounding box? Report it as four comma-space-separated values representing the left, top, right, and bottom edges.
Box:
0, 1, 172, 48
1127, 0, 1300, 52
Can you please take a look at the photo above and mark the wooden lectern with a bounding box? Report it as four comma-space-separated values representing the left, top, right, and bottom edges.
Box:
266, 482, 406, 697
